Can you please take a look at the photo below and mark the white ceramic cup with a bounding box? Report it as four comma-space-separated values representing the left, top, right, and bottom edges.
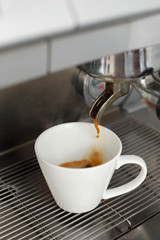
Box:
35, 122, 147, 213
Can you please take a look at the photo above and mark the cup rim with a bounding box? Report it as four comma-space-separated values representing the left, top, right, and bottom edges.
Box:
34, 122, 122, 171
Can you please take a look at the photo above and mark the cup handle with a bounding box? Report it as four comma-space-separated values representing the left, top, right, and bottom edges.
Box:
102, 155, 147, 199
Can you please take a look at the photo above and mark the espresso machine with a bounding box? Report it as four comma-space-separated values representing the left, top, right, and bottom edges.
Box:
1, 1, 160, 239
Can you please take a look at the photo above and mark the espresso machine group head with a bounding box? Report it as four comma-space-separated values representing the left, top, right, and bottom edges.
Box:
79, 45, 160, 122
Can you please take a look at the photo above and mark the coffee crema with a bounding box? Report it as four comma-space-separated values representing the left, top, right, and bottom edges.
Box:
59, 148, 103, 168
59, 159, 92, 168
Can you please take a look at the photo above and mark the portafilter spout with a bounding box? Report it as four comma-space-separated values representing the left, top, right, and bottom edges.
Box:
90, 82, 130, 122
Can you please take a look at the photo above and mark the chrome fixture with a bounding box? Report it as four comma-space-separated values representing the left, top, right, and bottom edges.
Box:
79, 44, 160, 121
80, 45, 160, 82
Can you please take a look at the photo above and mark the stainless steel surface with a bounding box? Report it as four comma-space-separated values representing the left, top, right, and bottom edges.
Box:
132, 74, 160, 105
80, 44, 160, 82
0, 67, 90, 154
1, 114, 160, 240
74, 71, 106, 108
90, 82, 130, 122
119, 213, 160, 240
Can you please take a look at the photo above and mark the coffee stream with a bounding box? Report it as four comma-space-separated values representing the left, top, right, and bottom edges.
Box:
59, 119, 103, 168
93, 118, 100, 138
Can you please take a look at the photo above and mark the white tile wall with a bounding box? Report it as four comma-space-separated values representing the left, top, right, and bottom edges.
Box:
128, 14, 160, 49
0, 42, 47, 88
69, 0, 160, 28
0, 0, 160, 86
0, 0, 77, 48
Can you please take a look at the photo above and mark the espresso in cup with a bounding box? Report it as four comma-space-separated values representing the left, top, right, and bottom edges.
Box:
59, 148, 103, 168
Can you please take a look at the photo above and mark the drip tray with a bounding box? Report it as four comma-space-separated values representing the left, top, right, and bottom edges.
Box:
1, 116, 160, 240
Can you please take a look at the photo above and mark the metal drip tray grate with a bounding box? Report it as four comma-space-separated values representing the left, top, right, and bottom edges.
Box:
1, 116, 160, 240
